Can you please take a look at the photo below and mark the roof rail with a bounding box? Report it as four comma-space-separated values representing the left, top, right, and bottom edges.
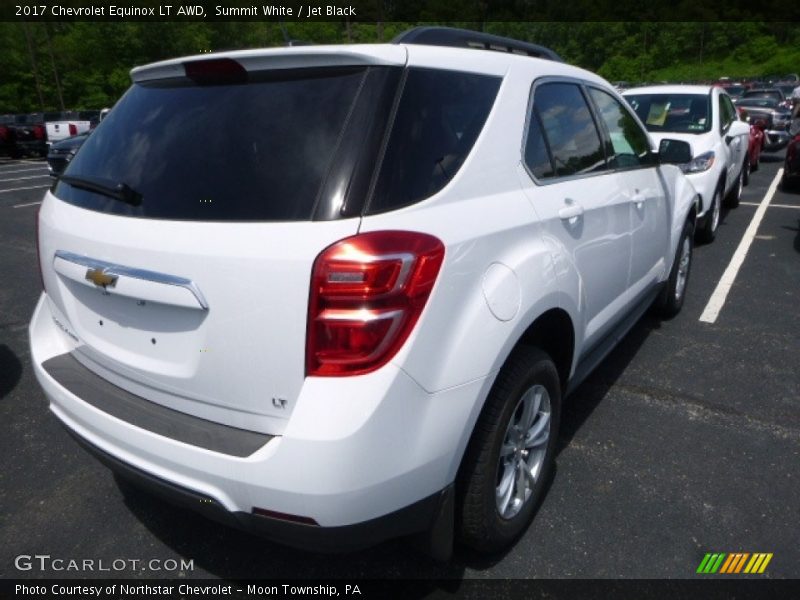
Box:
392, 26, 563, 63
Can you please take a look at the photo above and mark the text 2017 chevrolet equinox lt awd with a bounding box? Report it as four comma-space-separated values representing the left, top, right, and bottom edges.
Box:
30, 28, 700, 559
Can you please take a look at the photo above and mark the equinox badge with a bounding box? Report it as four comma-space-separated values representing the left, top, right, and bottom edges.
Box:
85, 268, 118, 289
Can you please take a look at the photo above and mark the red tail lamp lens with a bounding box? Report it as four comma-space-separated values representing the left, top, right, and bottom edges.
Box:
306, 231, 445, 377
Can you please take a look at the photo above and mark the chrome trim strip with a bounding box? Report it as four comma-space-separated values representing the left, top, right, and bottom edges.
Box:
54, 250, 209, 310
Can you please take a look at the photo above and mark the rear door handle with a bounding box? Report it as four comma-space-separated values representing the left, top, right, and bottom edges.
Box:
558, 204, 584, 220
630, 193, 646, 208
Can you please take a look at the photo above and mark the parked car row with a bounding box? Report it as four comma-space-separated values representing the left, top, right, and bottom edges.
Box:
0, 110, 104, 159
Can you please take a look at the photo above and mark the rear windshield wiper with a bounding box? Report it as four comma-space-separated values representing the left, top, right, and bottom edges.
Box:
60, 174, 142, 207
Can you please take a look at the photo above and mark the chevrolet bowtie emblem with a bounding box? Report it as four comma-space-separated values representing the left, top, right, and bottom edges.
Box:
85, 268, 118, 288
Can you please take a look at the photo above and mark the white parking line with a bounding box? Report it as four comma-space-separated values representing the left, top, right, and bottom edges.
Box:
699, 169, 783, 324
740, 201, 800, 210
12, 200, 42, 208
0, 174, 51, 183
0, 184, 49, 194
0, 167, 48, 175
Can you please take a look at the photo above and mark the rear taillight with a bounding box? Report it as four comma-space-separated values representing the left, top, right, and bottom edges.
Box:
68, 123, 77, 136
34, 124, 44, 140
0, 126, 7, 142
306, 231, 445, 377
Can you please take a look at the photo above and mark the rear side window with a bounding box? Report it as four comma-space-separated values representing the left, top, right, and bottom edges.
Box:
524, 112, 555, 179
55, 67, 370, 221
367, 68, 501, 215
532, 83, 607, 178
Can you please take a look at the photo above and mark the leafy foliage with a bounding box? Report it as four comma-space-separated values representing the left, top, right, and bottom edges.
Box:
1, 21, 798, 113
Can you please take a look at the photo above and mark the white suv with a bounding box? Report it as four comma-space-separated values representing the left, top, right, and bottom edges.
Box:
29, 28, 699, 559
623, 85, 750, 243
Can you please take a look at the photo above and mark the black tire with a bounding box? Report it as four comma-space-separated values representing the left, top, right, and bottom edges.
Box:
654, 219, 693, 318
742, 155, 751, 187
456, 346, 561, 553
697, 185, 721, 244
782, 170, 797, 192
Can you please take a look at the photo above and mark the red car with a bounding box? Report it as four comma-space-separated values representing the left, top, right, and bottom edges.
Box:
737, 106, 765, 185
783, 133, 800, 191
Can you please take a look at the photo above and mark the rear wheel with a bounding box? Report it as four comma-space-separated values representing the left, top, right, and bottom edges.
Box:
697, 185, 721, 244
783, 170, 797, 192
457, 347, 560, 553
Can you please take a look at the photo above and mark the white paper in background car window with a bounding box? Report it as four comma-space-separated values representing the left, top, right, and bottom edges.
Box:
646, 102, 669, 126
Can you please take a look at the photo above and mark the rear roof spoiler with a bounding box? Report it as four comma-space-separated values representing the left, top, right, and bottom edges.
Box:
392, 26, 564, 63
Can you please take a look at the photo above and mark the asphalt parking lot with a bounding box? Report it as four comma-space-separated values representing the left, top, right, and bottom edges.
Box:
1, 155, 798, 582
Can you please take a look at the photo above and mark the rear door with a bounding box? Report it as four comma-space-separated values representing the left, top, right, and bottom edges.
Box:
518, 80, 632, 350
39, 53, 405, 435
586, 86, 669, 295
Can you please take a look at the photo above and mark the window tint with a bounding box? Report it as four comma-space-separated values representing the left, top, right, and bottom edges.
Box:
524, 111, 555, 179
719, 95, 733, 132
533, 83, 606, 178
588, 87, 650, 169
723, 95, 738, 123
743, 90, 782, 102
625, 93, 711, 134
367, 68, 500, 214
55, 67, 371, 221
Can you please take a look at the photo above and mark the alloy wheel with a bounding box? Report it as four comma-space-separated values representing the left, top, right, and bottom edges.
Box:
495, 384, 551, 520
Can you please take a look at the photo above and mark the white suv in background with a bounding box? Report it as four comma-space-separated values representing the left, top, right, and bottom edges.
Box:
623, 85, 750, 243
30, 27, 699, 559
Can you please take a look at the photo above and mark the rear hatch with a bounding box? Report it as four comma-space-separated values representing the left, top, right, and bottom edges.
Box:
12, 113, 46, 144
40, 47, 406, 435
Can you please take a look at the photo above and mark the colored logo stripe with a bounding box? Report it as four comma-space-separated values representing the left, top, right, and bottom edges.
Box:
719, 553, 749, 573
697, 553, 726, 573
698, 552, 773, 574
744, 553, 773, 574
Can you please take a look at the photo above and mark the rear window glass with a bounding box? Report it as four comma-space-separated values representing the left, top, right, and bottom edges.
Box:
367, 68, 500, 214
55, 67, 369, 221
744, 90, 782, 101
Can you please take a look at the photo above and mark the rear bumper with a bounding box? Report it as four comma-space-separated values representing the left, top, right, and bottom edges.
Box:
70, 428, 450, 553
18, 140, 47, 155
29, 293, 485, 550
763, 129, 790, 152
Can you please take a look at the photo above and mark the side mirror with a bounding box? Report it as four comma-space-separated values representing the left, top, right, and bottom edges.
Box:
658, 139, 692, 165
753, 119, 767, 131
